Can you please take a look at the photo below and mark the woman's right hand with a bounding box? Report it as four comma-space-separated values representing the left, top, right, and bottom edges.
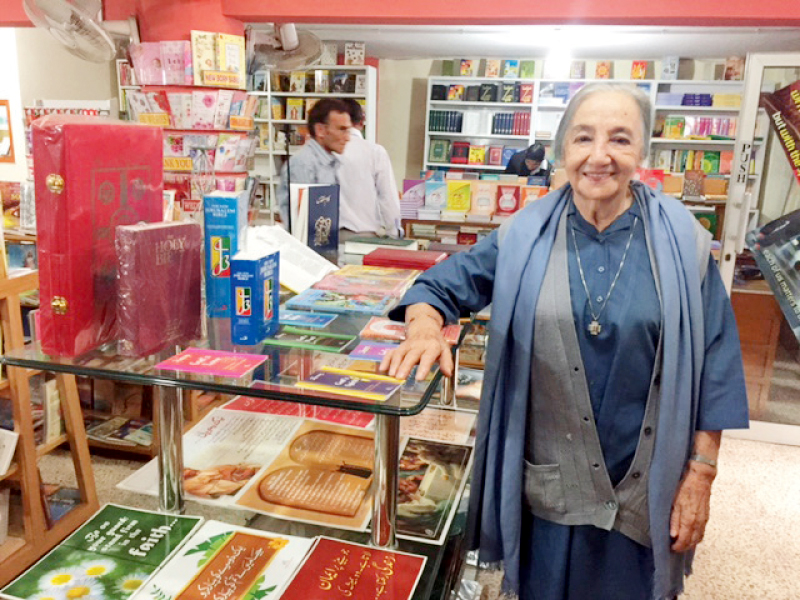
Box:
379, 303, 454, 381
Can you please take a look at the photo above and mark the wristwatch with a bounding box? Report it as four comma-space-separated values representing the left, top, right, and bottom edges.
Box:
689, 454, 718, 468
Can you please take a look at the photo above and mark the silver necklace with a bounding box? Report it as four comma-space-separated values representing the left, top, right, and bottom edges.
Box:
570, 215, 638, 336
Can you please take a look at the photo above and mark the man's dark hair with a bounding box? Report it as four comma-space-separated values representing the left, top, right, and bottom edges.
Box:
307, 98, 350, 139
525, 143, 546, 163
341, 98, 365, 126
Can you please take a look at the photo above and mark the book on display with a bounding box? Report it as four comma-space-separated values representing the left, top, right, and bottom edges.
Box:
286, 288, 398, 316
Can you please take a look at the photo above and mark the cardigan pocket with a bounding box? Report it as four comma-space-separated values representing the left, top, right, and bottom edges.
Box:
523, 460, 567, 514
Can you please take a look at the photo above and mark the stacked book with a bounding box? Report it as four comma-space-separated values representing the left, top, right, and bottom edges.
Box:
363, 247, 448, 271
401, 179, 425, 219
286, 265, 422, 317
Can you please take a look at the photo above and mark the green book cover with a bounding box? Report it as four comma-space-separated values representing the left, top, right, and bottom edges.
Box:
429, 139, 450, 163
702, 151, 721, 174
519, 60, 536, 79
2, 504, 202, 600
441, 59, 455, 76
262, 325, 357, 353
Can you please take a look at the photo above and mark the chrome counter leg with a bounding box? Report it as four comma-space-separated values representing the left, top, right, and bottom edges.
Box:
371, 413, 400, 548
156, 385, 185, 514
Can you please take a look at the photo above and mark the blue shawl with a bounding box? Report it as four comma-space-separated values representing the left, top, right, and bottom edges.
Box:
466, 182, 707, 599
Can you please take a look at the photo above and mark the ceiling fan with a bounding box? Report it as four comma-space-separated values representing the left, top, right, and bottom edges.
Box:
23, 0, 140, 62
247, 23, 323, 71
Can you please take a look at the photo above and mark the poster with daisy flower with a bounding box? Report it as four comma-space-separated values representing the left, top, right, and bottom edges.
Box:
1, 504, 202, 600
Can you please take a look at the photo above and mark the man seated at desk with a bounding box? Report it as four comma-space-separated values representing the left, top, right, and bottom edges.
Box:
504, 142, 552, 182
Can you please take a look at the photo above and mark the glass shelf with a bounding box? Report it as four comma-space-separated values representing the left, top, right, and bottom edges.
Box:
2, 315, 443, 417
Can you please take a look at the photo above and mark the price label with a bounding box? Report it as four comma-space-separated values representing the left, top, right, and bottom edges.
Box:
203, 70, 243, 89
138, 113, 171, 127
230, 116, 254, 130
164, 157, 193, 171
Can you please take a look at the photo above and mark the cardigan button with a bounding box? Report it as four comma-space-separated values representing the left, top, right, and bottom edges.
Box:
632, 471, 641, 479
644, 427, 653, 436
604, 501, 617, 510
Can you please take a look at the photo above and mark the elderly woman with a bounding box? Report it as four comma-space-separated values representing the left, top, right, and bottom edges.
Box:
382, 82, 749, 599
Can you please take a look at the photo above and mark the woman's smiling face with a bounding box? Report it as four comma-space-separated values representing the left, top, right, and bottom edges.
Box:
563, 90, 644, 207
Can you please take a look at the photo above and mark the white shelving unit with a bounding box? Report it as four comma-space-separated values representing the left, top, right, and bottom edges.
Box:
422, 76, 766, 215
249, 65, 377, 221
423, 76, 654, 170
115, 58, 140, 118
650, 79, 768, 221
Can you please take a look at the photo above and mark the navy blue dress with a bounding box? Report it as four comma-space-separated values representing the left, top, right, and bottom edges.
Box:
520, 201, 748, 600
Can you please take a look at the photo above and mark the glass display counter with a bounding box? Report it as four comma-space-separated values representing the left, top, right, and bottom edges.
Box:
2, 315, 468, 556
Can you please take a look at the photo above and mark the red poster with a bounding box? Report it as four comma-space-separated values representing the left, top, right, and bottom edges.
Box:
761, 81, 800, 185
224, 394, 374, 428
280, 538, 426, 600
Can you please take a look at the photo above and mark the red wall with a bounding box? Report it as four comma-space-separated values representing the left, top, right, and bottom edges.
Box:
218, 0, 800, 26
3, 0, 799, 29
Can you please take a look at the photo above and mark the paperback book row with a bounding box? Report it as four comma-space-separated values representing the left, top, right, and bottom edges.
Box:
432, 80, 535, 103
163, 131, 256, 173
117, 402, 474, 545
428, 109, 530, 136
126, 89, 258, 130
407, 221, 496, 246
655, 91, 742, 108
254, 68, 368, 95
652, 149, 735, 175
258, 122, 310, 152
403, 175, 548, 223
441, 58, 625, 80
264, 96, 366, 123
429, 139, 521, 166
1, 504, 427, 600
442, 58, 537, 79
129, 30, 246, 88
657, 115, 738, 139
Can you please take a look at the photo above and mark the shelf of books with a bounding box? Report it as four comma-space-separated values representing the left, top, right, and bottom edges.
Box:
248, 64, 377, 222
649, 80, 768, 212
424, 73, 658, 175
418, 65, 766, 242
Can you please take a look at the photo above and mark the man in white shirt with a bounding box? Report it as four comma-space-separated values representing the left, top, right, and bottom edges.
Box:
337, 99, 401, 237
277, 98, 351, 228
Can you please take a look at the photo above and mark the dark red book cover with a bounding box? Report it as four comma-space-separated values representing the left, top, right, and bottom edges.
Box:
116, 221, 202, 356
33, 115, 163, 356
363, 248, 447, 271
450, 141, 470, 165
280, 537, 426, 600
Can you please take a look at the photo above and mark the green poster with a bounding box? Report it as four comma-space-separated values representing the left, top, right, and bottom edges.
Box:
2, 504, 202, 600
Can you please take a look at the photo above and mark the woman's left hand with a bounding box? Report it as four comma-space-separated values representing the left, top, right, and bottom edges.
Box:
669, 463, 716, 553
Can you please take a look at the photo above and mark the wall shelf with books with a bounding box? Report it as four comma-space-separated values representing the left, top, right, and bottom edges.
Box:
424, 162, 507, 170
428, 132, 530, 140
249, 65, 377, 222
651, 138, 738, 145
654, 105, 741, 112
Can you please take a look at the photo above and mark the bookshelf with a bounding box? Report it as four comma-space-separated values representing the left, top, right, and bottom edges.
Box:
417, 76, 767, 246
115, 58, 140, 119
0, 266, 98, 586
248, 65, 378, 221
423, 76, 655, 172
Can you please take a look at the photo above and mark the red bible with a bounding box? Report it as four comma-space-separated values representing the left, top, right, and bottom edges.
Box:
33, 115, 163, 356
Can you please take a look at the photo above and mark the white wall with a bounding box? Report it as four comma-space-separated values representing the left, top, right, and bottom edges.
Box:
376, 59, 436, 184
14, 28, 116, 107
0, 29, 28, 182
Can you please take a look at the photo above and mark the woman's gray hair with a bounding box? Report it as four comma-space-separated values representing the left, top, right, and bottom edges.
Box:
553, 82, 652, 163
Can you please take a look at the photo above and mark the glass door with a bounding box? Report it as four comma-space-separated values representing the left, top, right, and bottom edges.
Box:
720, 53, 800, 446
